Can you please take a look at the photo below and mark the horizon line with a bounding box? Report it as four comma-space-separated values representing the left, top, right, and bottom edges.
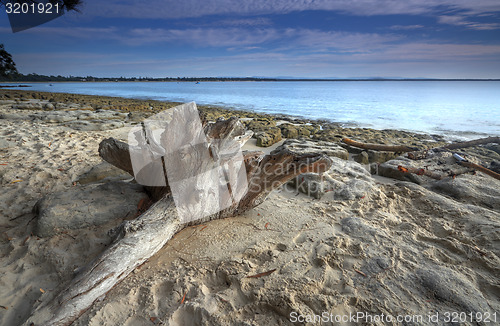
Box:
2, 75, 500, 82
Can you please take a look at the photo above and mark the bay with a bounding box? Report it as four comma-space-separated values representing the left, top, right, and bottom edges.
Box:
8, 81, 500, 139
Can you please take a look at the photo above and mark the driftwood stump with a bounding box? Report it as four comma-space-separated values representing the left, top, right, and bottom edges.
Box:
342, 137, 418, 152
25, 116, 332, 326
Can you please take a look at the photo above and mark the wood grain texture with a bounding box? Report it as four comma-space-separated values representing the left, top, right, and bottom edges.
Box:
342, 137, 418, 152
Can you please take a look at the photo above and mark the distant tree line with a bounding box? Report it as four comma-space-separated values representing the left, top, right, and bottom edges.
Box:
2, 74, 499, 83
0, 73, 287, 82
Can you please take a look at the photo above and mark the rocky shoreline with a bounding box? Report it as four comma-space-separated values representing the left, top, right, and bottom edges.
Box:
1, 89, 499, 166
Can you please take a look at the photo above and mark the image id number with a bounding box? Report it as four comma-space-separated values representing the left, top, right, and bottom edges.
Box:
5, 2, 60, 14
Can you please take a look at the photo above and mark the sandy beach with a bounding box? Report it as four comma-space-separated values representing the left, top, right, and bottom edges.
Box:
1, 90, 499, 326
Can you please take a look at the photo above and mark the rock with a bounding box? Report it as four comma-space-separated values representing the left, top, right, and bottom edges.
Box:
332, 178, 376, 200
279, 139, 349, 160
378, 158, 423, 184
14, 103, 35, 110
0, 112, 24, 120
288, 157, 377, 200
484, 144, 500, 155
244, 118, 276, 133
417, 265, 490, 313
76, 110, 128, 121
359, 257, 393, 276
255, 127, 282, 147
340, 217, 378, 239
77, 162, 131, 184
0, 138, 17, 149
353, 151, 369, 164
279, 123, 311, 139
280, 123, 299, 138
33, 181, 148, 237
367, 150, 398, 163
56, 103, 70, 110
326, 157, 377, 200
296, 126, 311, 137
489, 160, 500, 173
429, 174, 500, 210
63, 120, 125, 131
287, 173, 324, 199
303, 124, 320, 135
340, 143, 365, 155
43, 103, 55, 110
40, 114, 77, 123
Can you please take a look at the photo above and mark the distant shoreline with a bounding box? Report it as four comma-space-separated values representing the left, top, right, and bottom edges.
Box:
2, 78, 500, 84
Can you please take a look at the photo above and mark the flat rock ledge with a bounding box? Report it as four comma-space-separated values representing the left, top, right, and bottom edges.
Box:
282, 139, 376, 199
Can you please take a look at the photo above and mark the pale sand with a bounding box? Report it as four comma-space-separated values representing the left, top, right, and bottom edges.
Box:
1, 98, 499, 325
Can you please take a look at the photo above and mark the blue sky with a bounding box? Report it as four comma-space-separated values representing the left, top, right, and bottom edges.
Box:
1, 0, 500, 78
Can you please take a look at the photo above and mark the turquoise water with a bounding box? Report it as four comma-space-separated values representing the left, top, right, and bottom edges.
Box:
7, 81, 500, 139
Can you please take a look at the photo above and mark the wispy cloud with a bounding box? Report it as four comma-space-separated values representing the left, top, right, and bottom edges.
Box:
180, 17, 273, 28
217, 18, 273, 27
4, 26, 121, 39
39, 41, 500, 78
10, 25, 401, 51
12, 38, 500, 78
438, 15, 500, 30
291, 30, 402, 52
389, 25, 425, 30
83, 0, 500, 19
126, 28, 280, 46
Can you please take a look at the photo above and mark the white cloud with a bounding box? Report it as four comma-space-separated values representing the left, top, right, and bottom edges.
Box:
125, 28, 280, 46
119, 28, 402, 52
372, 42, 500, 61
82, 0, 500, 19
14, 25, 397, 51
10, 25, 500, 60
135, 28, 402, 53
438, 15, 500, 30
290, 30, 402, 52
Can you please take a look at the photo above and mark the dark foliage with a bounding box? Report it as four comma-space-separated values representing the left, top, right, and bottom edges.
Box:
0, 44, 19, 79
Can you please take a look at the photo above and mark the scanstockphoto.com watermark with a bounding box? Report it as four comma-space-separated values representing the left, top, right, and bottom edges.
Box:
290, 311, 425, 324
289, 311, 498, 324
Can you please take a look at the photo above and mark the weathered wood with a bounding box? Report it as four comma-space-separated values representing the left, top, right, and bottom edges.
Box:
407, 136, 500, 160
98, 118, 253, 201
99, 138, 170, 201
342, 137, 418, 152
456, 161, 500, 181
98, 138, 135, 176
441, 136, 499, 151
25, 117, 331, 326
397, 165, 444, 180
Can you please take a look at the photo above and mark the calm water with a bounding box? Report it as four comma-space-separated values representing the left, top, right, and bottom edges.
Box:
7, 81, 500, 139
